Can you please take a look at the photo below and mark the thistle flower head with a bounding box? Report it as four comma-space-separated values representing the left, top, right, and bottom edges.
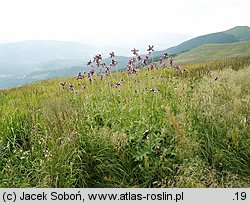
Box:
163, 52, 169, 58
174, 65, 181, 71
155, 146, 163, 156
215, 76, 220, 81
109, 51, 115, 58
169, 57, 174, 66
87, 60, 92, 66
115, 81, 122, 87
110, 59, 118, 66
90, 69, 95, 76
131, 48, 139, 55
98, 62, 102, 67
60, 82, 67, 89
142, 58, 148, 66
147, 45, 154, 52
93, 54, 102, 64
150, 88, 157, 94
76, 72, 84, 80
69, 83, 74, 91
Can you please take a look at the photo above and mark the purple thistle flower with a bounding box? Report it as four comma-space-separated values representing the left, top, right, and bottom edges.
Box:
155, 146, 163, 156
87, 60, 92, 66
96, 62, 100, 67
69, 83, 74, 91
131, 48, 139, 55
169, 57, 173, 67
115, 82, 122, 87
110, 59, 118, 67
174, 65, 181, 71
142, 58, 148, 66
150, 88, 157, 94
76, 72, 84, 80
127, 65, 132, 73
105, 66, 111, 75
60, 82, 67, 89
93, 54, 102, 64
215, 76, 220, 81
87, 71, 91, 78
88, 77, 92, 84
90, 69, 95, 76
128, 59, 133, 65
109, 51, 115, 58
163, 52, 169, 59
147, 45, 154, 52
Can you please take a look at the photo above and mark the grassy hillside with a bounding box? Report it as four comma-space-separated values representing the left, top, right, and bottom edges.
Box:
175, 41, 250, 63
0, 56, 250, 187
154, 26, 250, 58
167, 32, 238, 53
225, 26, 250, 41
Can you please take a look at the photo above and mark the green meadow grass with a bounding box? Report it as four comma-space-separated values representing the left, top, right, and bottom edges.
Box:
175, 41, 250, 64
0, 56, 249, 187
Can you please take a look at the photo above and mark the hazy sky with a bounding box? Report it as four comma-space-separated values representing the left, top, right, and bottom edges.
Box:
0, 0, 249, 45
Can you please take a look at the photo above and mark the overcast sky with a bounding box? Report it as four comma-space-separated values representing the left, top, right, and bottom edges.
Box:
0, 0, 249, 45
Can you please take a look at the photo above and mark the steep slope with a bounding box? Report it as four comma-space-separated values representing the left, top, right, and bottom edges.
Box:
167, 32, 238, 54
225, 26, 250, 41
175, 41, 250, 63
154, 26, 250, 58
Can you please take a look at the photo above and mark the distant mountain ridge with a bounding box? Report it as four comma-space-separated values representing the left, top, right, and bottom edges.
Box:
154, 26, 250, 58
224, 26, 250, 41
0, 40, 95, 75
175, 40, 250, 63
0, 26, 250, 89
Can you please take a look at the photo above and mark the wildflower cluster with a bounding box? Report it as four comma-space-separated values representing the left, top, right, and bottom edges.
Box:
59, 45, 184, 91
